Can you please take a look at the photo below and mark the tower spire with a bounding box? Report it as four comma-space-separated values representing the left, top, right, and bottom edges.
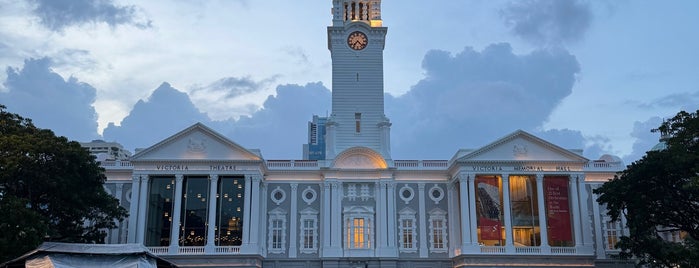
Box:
332, 0, 382, 27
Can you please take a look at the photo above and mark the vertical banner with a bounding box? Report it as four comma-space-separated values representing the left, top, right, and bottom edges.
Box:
476, 176, 502, 240
544, 176, 573, 243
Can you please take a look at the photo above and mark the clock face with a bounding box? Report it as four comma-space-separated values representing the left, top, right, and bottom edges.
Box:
347, 31, 368, 50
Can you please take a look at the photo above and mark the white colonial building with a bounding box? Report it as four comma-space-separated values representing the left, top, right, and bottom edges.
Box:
98, 1, 632, 267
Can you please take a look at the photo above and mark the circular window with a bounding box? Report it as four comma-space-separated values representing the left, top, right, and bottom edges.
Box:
301, 186, 317, 205
270, 186, 286, 205
429, 184, 445, 204
399, 184, 414, 204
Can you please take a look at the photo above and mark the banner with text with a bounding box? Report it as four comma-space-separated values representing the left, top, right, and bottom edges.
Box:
544, 176, 573, 244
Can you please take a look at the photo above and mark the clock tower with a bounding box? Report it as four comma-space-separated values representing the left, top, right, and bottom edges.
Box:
326, 0, 391, 161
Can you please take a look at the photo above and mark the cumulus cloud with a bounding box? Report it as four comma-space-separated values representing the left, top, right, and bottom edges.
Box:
0, 57, 99, 141
27, 0, 150, 31
102, 82, 213, 150
386, 44, 582, 158
500, 0, 592, 45
189, 76, 277, 120
102, 81, 331, 159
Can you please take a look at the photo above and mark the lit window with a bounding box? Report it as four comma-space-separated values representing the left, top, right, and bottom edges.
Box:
603, 216, 621, 250
344, 206, 374, 249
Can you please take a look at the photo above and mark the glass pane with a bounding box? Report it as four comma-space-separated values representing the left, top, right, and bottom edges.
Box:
145, 177, 174, 246
216, 176, 245, 246
509, 175, 540, 246
180, 176, 209, 246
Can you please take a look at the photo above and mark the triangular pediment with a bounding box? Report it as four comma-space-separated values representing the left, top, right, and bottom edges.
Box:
457, 130, 588, 163
131, 123, 262, 162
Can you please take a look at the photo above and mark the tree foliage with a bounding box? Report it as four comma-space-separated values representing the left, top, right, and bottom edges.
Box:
0, 105, 127, 263
595, 110, 699, 267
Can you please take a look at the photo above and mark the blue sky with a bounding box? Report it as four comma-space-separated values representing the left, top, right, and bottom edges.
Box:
0, 0, 697, 163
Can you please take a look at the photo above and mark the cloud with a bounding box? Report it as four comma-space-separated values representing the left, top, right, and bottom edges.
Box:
386, 43, 581, 158
637, 91, 699, 110
500, 0, 592, 45
27, 0, 150, 31
102, 82, 213, 150
624, 116, 663, 164
0, 57, 99, 141
102, 81, 331, 158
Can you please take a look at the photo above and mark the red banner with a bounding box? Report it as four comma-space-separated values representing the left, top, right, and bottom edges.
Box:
476, 176, 502, 240
544, 176, 572, 242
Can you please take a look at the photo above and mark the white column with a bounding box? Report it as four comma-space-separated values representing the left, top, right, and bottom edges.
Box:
536, 174, 550, 253
242, 175, 252, 246
330, 181, 341, 249
249, 176, 262, 250
111, 184, 124, 244
205, 175, 219, 253
127, 175, 140, 243
577, 174, 593, 247
289, 183, 299, 258
375, 181, 387, 253
591, 185, 606, 259
170, 175, 184, 253
322, 182, 332, 250
569, 175, 583, 248
260, 183, 268, 256
136, 175, 149, 244
418, 183, 428, 258
447, 183, 460, 256
468, 175, 479, 248
502, 174, 514, 252
387, 182, 397, 249
458, 175, 471, 253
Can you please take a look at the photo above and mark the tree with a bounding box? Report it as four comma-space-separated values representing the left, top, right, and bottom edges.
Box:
595, 110, 699, 267
0, 105, 127, 263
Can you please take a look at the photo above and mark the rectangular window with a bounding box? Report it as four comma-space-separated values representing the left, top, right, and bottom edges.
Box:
475, 175, 504, 246
145, 177, 174, 246
180, 176, 210, 246
604, 217, 621, 250
431, 219, 444, 249
509, 175, 540, 246
302, 219, 315, 249
272, 219, 284, 249
346, 217, 371, 249
401, 219, 414, 249
355, 113, 361, 133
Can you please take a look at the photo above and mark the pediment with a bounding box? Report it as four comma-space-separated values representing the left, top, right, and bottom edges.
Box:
131, 123, 261, 162
343, 205, 374, 214
332, 147, 387, 169
457, 130, 587, 163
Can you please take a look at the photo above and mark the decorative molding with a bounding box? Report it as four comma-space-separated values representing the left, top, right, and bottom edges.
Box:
428, 184, 445, 204
399, 184, 415, 204
270, 186, 286, 205
301, 186, 317, 205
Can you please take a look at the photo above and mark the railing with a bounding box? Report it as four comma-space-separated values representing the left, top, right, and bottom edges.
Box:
266, 160, 319, 169
551, 247, 577, 254
99, 160, 133, 168
480, 246, 506, 253
514, 246, 541, 254
215, 246, 241, 254
394, 160, 448, 169
179, 246, 205, 254
147, 246, 169, 254
583, 161, 624, 171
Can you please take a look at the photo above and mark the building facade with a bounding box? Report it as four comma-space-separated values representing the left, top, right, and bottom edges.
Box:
98, 1, 632, 267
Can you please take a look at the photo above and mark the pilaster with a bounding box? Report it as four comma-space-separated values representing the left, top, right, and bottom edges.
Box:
458, 175, 472, 253
467, 174, 479, 250
570, 175, 583, 248
241, 175, 253, 251
418, 183, 428, 258
289, 183, 299, 258
591, 185, 606, 259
